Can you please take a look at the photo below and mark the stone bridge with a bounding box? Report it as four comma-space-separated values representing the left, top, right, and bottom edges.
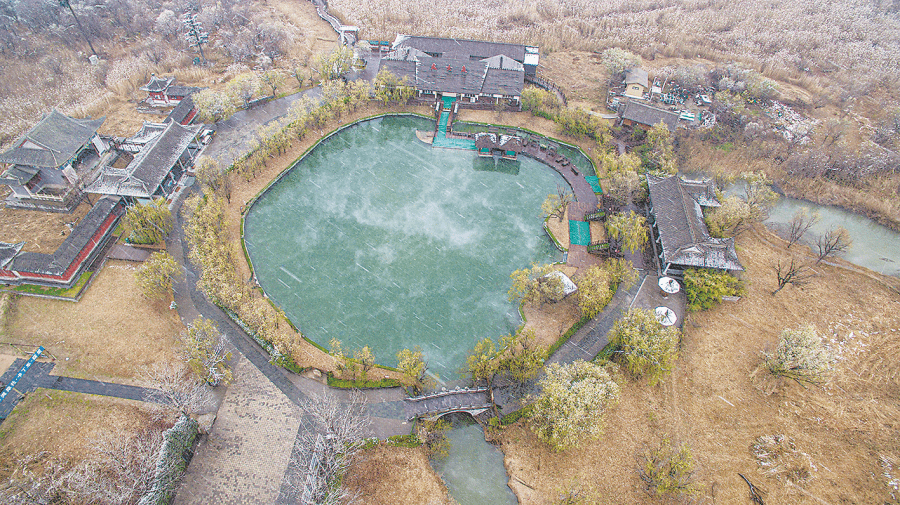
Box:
403, 387, 492, 421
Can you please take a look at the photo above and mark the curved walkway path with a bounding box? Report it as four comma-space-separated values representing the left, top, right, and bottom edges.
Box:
167, 186, 408, 504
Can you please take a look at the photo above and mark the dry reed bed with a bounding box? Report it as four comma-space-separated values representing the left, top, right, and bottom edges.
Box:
497, 224, 900, 503
331, 0, 900, 95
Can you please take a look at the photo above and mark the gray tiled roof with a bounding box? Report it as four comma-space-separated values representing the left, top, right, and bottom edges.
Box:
475, 132, 498, 150
379, 43, 525, 97
0, 165, 40, 185
140, 75, 175, 93
392, 35, 526, 62
0, 110, 104, 168
625, 68, 649, 88
8, 196, 123, 276
0, 242, 24, 269
165, 95, 198, 125
481, 67, 524, 96
379, 59, 417, 84
417, 57, 487, 95
648, 175, 743, 271
87, 122, 200, 198
128, 122, 168, 145
621, 100, 680, 131
165, 85, 200, 97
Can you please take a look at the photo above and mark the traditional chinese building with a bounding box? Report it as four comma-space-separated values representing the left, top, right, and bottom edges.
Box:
620, 100, 680, 132
0, 110, 108, 212
647, 175, 743, 276
140, 74, 201, 107
87, 121, 202, 202
0, 196, 124, 289
378, 35, 539, 106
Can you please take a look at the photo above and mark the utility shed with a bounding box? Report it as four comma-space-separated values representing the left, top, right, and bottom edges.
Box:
624, 67, 649, 99
647, 175, 743, 275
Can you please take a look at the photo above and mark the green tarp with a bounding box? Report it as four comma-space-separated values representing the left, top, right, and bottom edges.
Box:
569, 220, 591, 246
585, 176, 603, 194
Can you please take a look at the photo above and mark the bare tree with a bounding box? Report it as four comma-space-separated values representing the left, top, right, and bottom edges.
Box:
815, 226, 852, 263
772, 258, 811, 294
142, 361, 215, 416
0, 453, 70, 505
282, 392, 370, 505
67, 428, 163, 504
786, 207, 820, 248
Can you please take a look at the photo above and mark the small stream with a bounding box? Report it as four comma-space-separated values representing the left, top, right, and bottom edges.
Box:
710, 175, 900, 276
431, 414, 517, 505
764, 196, 900, 277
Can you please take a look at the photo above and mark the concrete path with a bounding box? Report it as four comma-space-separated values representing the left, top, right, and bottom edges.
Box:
546, 276, 643, 365
203, 87, 323, 169
176, 354, 304, 505
0, 359, 165, 420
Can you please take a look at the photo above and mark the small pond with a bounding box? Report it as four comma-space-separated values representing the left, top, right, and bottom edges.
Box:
432, 414, 517, 505
244, 115, 565, 375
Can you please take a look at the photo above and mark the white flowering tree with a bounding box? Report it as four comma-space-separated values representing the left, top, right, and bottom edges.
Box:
763, 324, 834, 385
600, 48, 641, 79
529, 360, 620, 452
181, 317, 233, 386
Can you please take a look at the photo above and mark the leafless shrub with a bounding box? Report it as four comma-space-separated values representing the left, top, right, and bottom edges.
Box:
0, 452, 70, 505
772, 258, 812, 295
142, 361, 215, 417
752, 434, 814, 483
67, 428, 164, 504
282, 391, 370, 505
815, 226, 852, 263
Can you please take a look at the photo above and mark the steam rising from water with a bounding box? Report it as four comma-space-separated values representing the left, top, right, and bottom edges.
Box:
244, 116, 566, 374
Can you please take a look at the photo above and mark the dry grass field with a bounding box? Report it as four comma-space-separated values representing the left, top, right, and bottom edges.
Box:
2, 260, 183, 382
0, 197, 91, 254
497, 224, 900, 504
0, 390, 159, 481
342, 444, 454, 505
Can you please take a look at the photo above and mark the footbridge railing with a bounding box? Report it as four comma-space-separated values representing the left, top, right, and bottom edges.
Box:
403, 387, 492, 421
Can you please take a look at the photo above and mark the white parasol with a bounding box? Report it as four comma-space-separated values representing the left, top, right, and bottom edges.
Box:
658, 276, 680, 294
655, 306, 677, 326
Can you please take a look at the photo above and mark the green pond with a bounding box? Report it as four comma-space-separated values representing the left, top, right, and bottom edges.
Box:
244, 115, 565, 375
